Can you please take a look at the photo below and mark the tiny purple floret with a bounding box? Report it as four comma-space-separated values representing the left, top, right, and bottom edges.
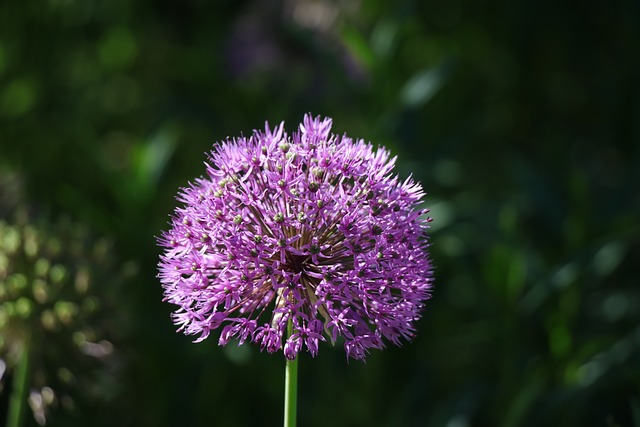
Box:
157, 114, 433, 360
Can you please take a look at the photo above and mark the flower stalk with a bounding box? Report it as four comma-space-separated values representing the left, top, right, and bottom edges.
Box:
284, 321, 298, 427
7, 337, 32, 427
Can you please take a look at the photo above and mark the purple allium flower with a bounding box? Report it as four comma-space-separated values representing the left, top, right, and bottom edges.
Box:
157, 114, 433, 360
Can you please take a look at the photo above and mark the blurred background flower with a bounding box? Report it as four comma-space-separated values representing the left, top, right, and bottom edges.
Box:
0, 172, 128, 426
0, 0, 638, 426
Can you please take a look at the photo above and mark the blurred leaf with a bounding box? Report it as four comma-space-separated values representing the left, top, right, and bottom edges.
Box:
1, 77, 37, 118
132, 127, 177, 194
0, 40, 6, 76
340, 26, 375, 71
593, 241, 625, 277
400, 61, 448, 108
98, 26, 137, 71
370, 20, 398, 60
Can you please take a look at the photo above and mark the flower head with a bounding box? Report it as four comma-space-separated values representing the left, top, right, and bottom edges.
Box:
158, 114, 433, 360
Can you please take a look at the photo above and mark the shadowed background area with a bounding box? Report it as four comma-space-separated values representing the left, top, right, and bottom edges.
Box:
1, 0, 639, 426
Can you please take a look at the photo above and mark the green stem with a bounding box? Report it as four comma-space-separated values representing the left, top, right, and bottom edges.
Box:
7, 339, 32, 427
284, 323, 298, 427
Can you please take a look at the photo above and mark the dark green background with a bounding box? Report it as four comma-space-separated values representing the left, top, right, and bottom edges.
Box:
1, 0, 639, 426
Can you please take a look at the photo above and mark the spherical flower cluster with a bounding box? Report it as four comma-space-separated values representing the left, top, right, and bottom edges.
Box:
158, 114, 433, 360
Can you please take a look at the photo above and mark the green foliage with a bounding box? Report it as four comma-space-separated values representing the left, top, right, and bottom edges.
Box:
1, 0, 638, 426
